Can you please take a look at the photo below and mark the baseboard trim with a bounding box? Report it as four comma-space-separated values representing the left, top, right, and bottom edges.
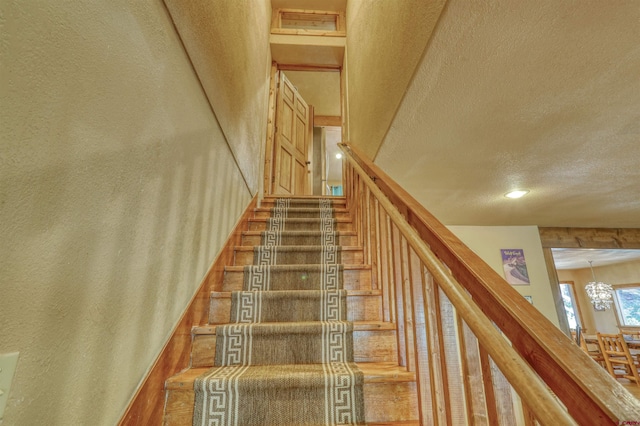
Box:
118, 194, 258, 425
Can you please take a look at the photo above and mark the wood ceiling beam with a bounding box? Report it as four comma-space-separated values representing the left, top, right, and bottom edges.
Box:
314, 115, 341, 127
538, 227, 640, 249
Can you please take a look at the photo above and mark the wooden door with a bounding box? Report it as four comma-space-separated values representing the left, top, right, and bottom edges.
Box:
273, 72, 311, 195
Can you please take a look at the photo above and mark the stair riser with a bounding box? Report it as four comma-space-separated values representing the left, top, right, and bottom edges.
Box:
223, 267, 372, 291
163, 379, 416, 426
209, 294, 382, 323
191, 330, 398, 368
233, 250, 363, 266
253, 210, 350, 219
248, 221, 353, 232
241, 233, 357, 246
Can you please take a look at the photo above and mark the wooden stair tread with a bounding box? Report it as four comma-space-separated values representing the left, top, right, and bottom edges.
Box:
210, 289, 382, 298
261, 195, 346, 200
166, 362, 415, 390
224, 263, 370, 271
253, 207, 350, 212
247, 217, 353, 223
234, 245, 363, 251
193, 321, 396, 334
241, 230, 357, 236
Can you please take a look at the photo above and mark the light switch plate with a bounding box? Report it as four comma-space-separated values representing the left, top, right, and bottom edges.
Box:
0, 352, 19, 419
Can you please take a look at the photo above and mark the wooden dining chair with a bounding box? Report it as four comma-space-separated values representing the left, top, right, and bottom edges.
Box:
597, 333, 640, 386
578, 333, 605, 367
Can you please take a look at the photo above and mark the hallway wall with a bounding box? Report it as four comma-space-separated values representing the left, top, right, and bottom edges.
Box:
164, 0, 273, 195
0, 1, 255, 424
345, 0, 446, 159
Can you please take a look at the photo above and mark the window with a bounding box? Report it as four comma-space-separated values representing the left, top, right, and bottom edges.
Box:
559, 281, 584, 331
614, 284, 640, 327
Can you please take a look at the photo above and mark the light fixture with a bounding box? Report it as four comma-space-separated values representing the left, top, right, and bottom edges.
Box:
504, 190, 529, 199
584, 260, 614, 310
336, 153, 343, 159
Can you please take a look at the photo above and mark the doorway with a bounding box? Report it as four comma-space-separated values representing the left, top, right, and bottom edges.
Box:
265, 65, 343, 196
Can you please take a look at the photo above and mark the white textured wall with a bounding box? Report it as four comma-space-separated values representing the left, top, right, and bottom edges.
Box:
345, 0, 446, 158
448, 226, 561, 327
0, 1, 260, 424
164, 0, 272, 194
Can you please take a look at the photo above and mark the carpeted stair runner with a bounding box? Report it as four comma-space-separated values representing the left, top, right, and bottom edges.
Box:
194, 198, 365, 425
243, 264, 343, 291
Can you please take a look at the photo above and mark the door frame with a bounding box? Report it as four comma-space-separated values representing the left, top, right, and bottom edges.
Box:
263, 62, 342, 196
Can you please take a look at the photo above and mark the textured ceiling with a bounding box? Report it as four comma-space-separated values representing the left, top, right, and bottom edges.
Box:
552, 248, 640, 270
375, 0, 640, 227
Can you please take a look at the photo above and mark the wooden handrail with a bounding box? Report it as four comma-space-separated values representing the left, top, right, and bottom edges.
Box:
339, 142, 640, 424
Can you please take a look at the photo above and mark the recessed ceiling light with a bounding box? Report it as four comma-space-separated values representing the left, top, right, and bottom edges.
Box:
505, 190, 529, 199
336, 153, 343, 159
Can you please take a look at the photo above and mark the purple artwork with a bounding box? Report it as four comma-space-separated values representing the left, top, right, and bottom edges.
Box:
501, 249, 530, 285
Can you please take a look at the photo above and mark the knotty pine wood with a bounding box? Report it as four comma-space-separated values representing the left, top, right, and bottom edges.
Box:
278, 64, 342, 72
241, 230, 357, 246
221, 263, 372, 291
400, 236, 416, 373
164, 363, 418, 425
263, 62, 277, 196
232, 245, 364, 265
314, 115, 342, 126
538, 227, 640, 249
425, 270, 450, 425
190, 322, 398, 368
247, 217, 353, 231
457, 316, 490, 426
119, 196, 258, 426
407, 250, 434, 424
379, 210, 394, 323
390, 222, 407, 368
438, 286, 466, 424
478, 345, 500, 426
208, 289, 383, 323
340, 143, 640, 424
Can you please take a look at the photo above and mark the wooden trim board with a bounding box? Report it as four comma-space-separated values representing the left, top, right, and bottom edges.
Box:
539, 227, 640, 249
314, 115, 342, 127
118, 195, 258, 425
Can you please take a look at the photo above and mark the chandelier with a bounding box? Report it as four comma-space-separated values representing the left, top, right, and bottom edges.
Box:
584, 260, 614, 310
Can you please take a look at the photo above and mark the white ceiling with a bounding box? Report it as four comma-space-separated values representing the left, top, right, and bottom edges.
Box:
266, 1, 640, 227
374, 0, 640, 227
551, 248, 640, 270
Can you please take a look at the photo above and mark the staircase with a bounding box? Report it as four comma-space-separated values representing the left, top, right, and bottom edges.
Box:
163, 196, 419, 425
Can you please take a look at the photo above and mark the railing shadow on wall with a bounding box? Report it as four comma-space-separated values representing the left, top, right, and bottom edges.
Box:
338, 142, 640, 425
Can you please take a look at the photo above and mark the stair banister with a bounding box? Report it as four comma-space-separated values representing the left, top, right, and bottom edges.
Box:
338, 142, 640, 425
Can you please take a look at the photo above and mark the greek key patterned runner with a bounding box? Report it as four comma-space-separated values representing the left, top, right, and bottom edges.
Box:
194, 197, 364, 425
244, 264, 342, 291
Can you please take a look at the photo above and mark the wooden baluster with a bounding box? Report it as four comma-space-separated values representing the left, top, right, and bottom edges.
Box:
438, 288, 466, 424
400, 236, 416, 373
479, 343, 517, 425
383, 212, 395, 323
522, 403, 538, 426
364, 186, 371, 266
457, 315, 490, 426
424, 268, 450, 425
368, 191, 379, 289
390, 222, 407, 367
478, 345, 499, 425
407, 249, 434, 424
372, 198, 382, 291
